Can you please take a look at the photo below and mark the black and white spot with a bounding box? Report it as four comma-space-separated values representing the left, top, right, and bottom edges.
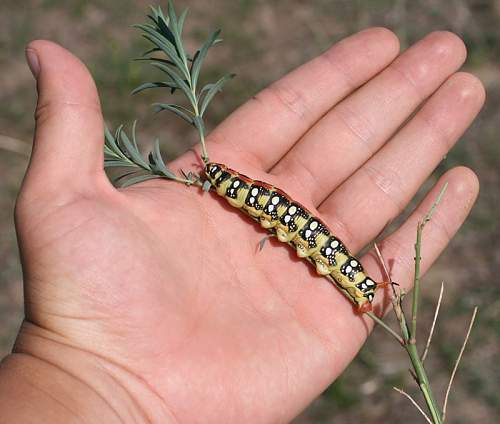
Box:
298, 218, 329, 248
341, 256, 364, 281
319, 236, 347, 266
225, 178, 248, 199
215, 170, 231, 187
207, 164, 220, 178
280, 203, 308, 232
263, 192, 290, 220
244, 184, 270, 210
356, 277, 376, 294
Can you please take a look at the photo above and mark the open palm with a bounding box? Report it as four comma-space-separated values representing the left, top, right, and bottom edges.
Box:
12, 29, 483, 423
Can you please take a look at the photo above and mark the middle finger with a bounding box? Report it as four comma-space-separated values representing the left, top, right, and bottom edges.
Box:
271, 31, 466, 206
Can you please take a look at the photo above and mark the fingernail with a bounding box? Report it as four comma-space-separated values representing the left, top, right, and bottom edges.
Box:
25, 48, 40, 79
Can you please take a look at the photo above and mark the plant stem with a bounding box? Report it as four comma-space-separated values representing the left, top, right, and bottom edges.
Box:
406, 341, 443, 423
411, 183, 447, 342
367, 184, 450, 423
366, 312, 404, 345
190, 93, 209, 164
411, 221, 424, 343
197, 125, 209, 164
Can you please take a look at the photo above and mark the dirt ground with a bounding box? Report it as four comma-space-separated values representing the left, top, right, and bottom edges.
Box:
1, 1, 499, 422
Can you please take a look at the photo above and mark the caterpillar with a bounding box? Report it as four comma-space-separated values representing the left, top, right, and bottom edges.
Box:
204, 162, 384, 313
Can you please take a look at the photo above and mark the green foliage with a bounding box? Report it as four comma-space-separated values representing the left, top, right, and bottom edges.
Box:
104, 122, 199, 188
131, 1, 235, 164
104, 0, 234, 187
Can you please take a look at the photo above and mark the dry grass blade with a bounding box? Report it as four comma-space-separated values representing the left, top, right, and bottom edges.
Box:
421, 281, 444, 363
373, 242, 398, 300
393, 387, 433, 424
442, 306, 478, 422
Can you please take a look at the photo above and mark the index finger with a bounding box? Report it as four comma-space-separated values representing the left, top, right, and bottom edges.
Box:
204, 27, 400, 170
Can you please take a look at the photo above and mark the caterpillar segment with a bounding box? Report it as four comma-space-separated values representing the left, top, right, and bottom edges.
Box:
205, 162, 380, 312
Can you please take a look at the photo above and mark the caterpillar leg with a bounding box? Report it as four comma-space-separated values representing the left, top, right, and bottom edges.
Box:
357, 302, 373, 313
314, 258, 330, 275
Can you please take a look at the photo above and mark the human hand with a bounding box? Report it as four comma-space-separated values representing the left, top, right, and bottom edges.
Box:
0, 28, 483, 423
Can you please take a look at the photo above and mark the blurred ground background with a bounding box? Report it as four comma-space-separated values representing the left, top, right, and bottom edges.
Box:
0, 0, 499, 422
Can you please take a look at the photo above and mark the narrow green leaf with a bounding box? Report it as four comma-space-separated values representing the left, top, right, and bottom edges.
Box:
153, 13, 176, 46
104, 160, 139, 168
131, 81, 177, 95
166, 0, 188, 69
193, 115, 205, 136
135, 26, 187, 77
140, 46, 162, 57
139, 18, 174, 48
148, 5, 159, 20
191, 29, 221, 91
108, 125, 129, 159
134, 56, 177, 67
119, 129, 150, 169
148, 139, 177, 179
200, 73, 235, 116
114, 169, 141, 184
140, 21, 157, 31
114, 124, 124, 144
177, 8, 188, 36
131, 120, 139, 150
139, 31, 181, 68
167, 0, 178, 33
190, 50, 200, 75
150, 62, 196, 104
120, 174, 161, 188
104, 144, 119, 159
104, 125, 114, 143
153, 103, 194, 125
197, 82, 214, 102
153, 139, 170, 173
154, 5, 169, 27
104, 125, 122, 157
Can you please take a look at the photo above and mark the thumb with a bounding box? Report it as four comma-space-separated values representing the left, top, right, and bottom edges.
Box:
23, 40, 105, 195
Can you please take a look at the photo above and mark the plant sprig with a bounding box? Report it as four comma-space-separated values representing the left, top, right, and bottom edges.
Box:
104, 0, 234, 187
104, 122, 200, 188
367, 184, 478, 423
132, 2, 235, 165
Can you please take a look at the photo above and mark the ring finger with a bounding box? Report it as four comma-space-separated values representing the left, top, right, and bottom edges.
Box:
318, 71, 485, 253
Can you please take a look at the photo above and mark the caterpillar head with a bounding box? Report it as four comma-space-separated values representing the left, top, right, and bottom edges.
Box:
204, 162, 227, 185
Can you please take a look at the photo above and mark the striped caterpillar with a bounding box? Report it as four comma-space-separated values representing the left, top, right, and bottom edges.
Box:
204, 162, 384, 313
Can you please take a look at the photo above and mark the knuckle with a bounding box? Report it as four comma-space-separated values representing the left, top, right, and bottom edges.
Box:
362, 165, 405, 212
34, 98, 101, 125
334, 103, 375, 148
263, 81, 309, 119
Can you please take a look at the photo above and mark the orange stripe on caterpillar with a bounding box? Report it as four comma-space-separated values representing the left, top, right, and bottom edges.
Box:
205, 162, 382, 312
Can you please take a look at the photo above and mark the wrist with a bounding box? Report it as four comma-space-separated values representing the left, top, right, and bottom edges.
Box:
0, 321, 175, 423
0, 352, 124, 424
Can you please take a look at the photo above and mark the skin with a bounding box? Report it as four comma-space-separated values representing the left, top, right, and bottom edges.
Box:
0, 28, 484, 423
